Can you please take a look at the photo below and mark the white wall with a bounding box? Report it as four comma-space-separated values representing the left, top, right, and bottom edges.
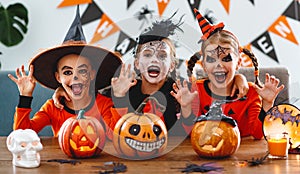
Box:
1, 0, 300, 107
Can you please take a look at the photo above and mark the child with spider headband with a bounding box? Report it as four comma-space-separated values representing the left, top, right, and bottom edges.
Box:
8, 7, 122, 140
109, 11, 251, 136
53, 12, 248, 136
171, 9, 284, 139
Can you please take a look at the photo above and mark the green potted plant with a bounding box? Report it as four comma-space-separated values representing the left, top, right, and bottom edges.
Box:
0, 2, 28, 69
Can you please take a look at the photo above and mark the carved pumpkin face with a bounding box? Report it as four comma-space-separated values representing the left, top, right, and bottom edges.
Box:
191, 120, 240, 158
263, 104, 300, 149
113, 112, 167, 159
58, 110, 106, 158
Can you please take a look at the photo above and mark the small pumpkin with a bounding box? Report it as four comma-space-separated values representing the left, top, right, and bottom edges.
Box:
58, 110, 106, 158
191, 101, 240, 158
113, 97, 168, 160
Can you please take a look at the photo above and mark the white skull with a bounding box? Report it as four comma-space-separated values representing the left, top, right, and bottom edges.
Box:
6, 129, 43, 168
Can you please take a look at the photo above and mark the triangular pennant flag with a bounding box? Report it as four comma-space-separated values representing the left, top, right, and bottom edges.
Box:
268, 15, 298, 45
127, 0, 136, 9
252, 31, 279, 63
89, 14, 120, 44
282, 1, 300, 21
57, 0, 92, 8
187, 0, 202, 18
114, 31, 136, 56
219, 0, 230, 14
241, 44, 254, 67
248, 0, 255, 5
81, 1, 104, 25
157, 0, 171, 17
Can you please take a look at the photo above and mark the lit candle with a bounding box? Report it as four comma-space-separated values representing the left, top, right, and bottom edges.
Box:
267, 137, 288, 157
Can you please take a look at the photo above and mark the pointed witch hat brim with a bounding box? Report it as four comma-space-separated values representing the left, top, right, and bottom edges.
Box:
29, 6, 122, 90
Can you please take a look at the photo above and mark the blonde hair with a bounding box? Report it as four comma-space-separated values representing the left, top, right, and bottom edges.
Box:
187, 30, 262, 87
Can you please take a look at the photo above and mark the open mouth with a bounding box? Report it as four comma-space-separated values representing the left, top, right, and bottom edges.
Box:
125, 137, 166, 152
213, 72, 227, 83
70, 137, 99, 152
70, 83, 83, 95
147, 66, 160, 78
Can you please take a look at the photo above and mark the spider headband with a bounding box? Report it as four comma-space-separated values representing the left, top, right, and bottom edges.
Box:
137, 11, 184, 45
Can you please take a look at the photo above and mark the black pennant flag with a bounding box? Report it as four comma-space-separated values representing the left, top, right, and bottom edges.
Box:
81, 1, 104, 25
127, 0, 136, 9
114, 31, 137, 56
282, 1, 300, 21
187, 0, 202, 18
248, 0, 255, 5
251, 31, 279, 63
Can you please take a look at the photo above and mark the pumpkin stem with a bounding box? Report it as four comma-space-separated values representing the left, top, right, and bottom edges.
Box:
135, 98, 150, 115
77, 109, 86, 119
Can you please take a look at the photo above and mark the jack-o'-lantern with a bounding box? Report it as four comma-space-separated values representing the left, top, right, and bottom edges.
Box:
113, 97, 168, 160
191, 101, 240, 158
58, 110, 106, 158
263, 104, 300, 153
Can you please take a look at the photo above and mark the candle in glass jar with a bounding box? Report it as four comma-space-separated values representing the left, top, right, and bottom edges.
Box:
267, 137, 288, 157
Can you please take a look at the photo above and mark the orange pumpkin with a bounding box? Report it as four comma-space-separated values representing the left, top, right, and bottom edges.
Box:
113, 98, 168, 160
191, 101, 240, 158
58, 110, 106, 158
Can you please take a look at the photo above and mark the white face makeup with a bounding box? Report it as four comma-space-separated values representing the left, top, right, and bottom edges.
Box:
203, 43, 240, 95
136, 40, 174, 84
55, 54, 95, 101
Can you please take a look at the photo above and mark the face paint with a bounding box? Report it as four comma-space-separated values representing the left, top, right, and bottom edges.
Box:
203, 44, 240, 95
56, 54, 94, 101
136, 40, 173, 84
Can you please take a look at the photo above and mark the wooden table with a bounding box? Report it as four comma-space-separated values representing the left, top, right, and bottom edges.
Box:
1, 136, 300, 174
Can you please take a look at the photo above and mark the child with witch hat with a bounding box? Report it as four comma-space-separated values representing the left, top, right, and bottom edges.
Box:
171, 8, 284, 139
53, 11, 249, 136
8, 6, 122, 140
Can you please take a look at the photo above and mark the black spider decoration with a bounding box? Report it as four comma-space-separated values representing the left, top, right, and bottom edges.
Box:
92, 161, 127, 174
134, 5, 155, 29
47, 159, 81, 165
245, 152, 269, 166
176, 162, 224, 173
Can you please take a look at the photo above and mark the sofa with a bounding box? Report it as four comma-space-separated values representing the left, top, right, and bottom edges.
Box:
0, 70, 54, 136
196, 67, 289, 105
0, 67, 290, 136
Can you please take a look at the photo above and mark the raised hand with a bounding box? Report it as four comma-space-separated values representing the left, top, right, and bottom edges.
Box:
254, 73, 285, 111
111, 64, 137, 97
170, 79, 198, 118
8, 65, 36, 97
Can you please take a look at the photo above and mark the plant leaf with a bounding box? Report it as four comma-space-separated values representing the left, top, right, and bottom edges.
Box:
0, 3, 28, 47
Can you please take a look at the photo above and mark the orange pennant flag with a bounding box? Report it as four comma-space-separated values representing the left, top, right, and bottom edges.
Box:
268, 15, 298, 45
219, 0, 230, 14
89, 14, 120, 44
57, 0, 92, 8
157, 0, 171, 17
240, 44, 253, 67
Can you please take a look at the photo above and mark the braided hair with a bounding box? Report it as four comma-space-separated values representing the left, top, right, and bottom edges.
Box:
187, 30, 262, 87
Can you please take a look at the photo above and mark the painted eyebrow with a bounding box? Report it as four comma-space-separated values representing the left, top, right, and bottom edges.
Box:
61, 64, 88, 71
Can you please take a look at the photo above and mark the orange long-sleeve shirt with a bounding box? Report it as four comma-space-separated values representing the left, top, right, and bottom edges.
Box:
191, 79, 263, 139
14, 94, 115, 140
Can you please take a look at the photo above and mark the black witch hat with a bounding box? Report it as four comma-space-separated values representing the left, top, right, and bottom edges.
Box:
29, 6, 122, 90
